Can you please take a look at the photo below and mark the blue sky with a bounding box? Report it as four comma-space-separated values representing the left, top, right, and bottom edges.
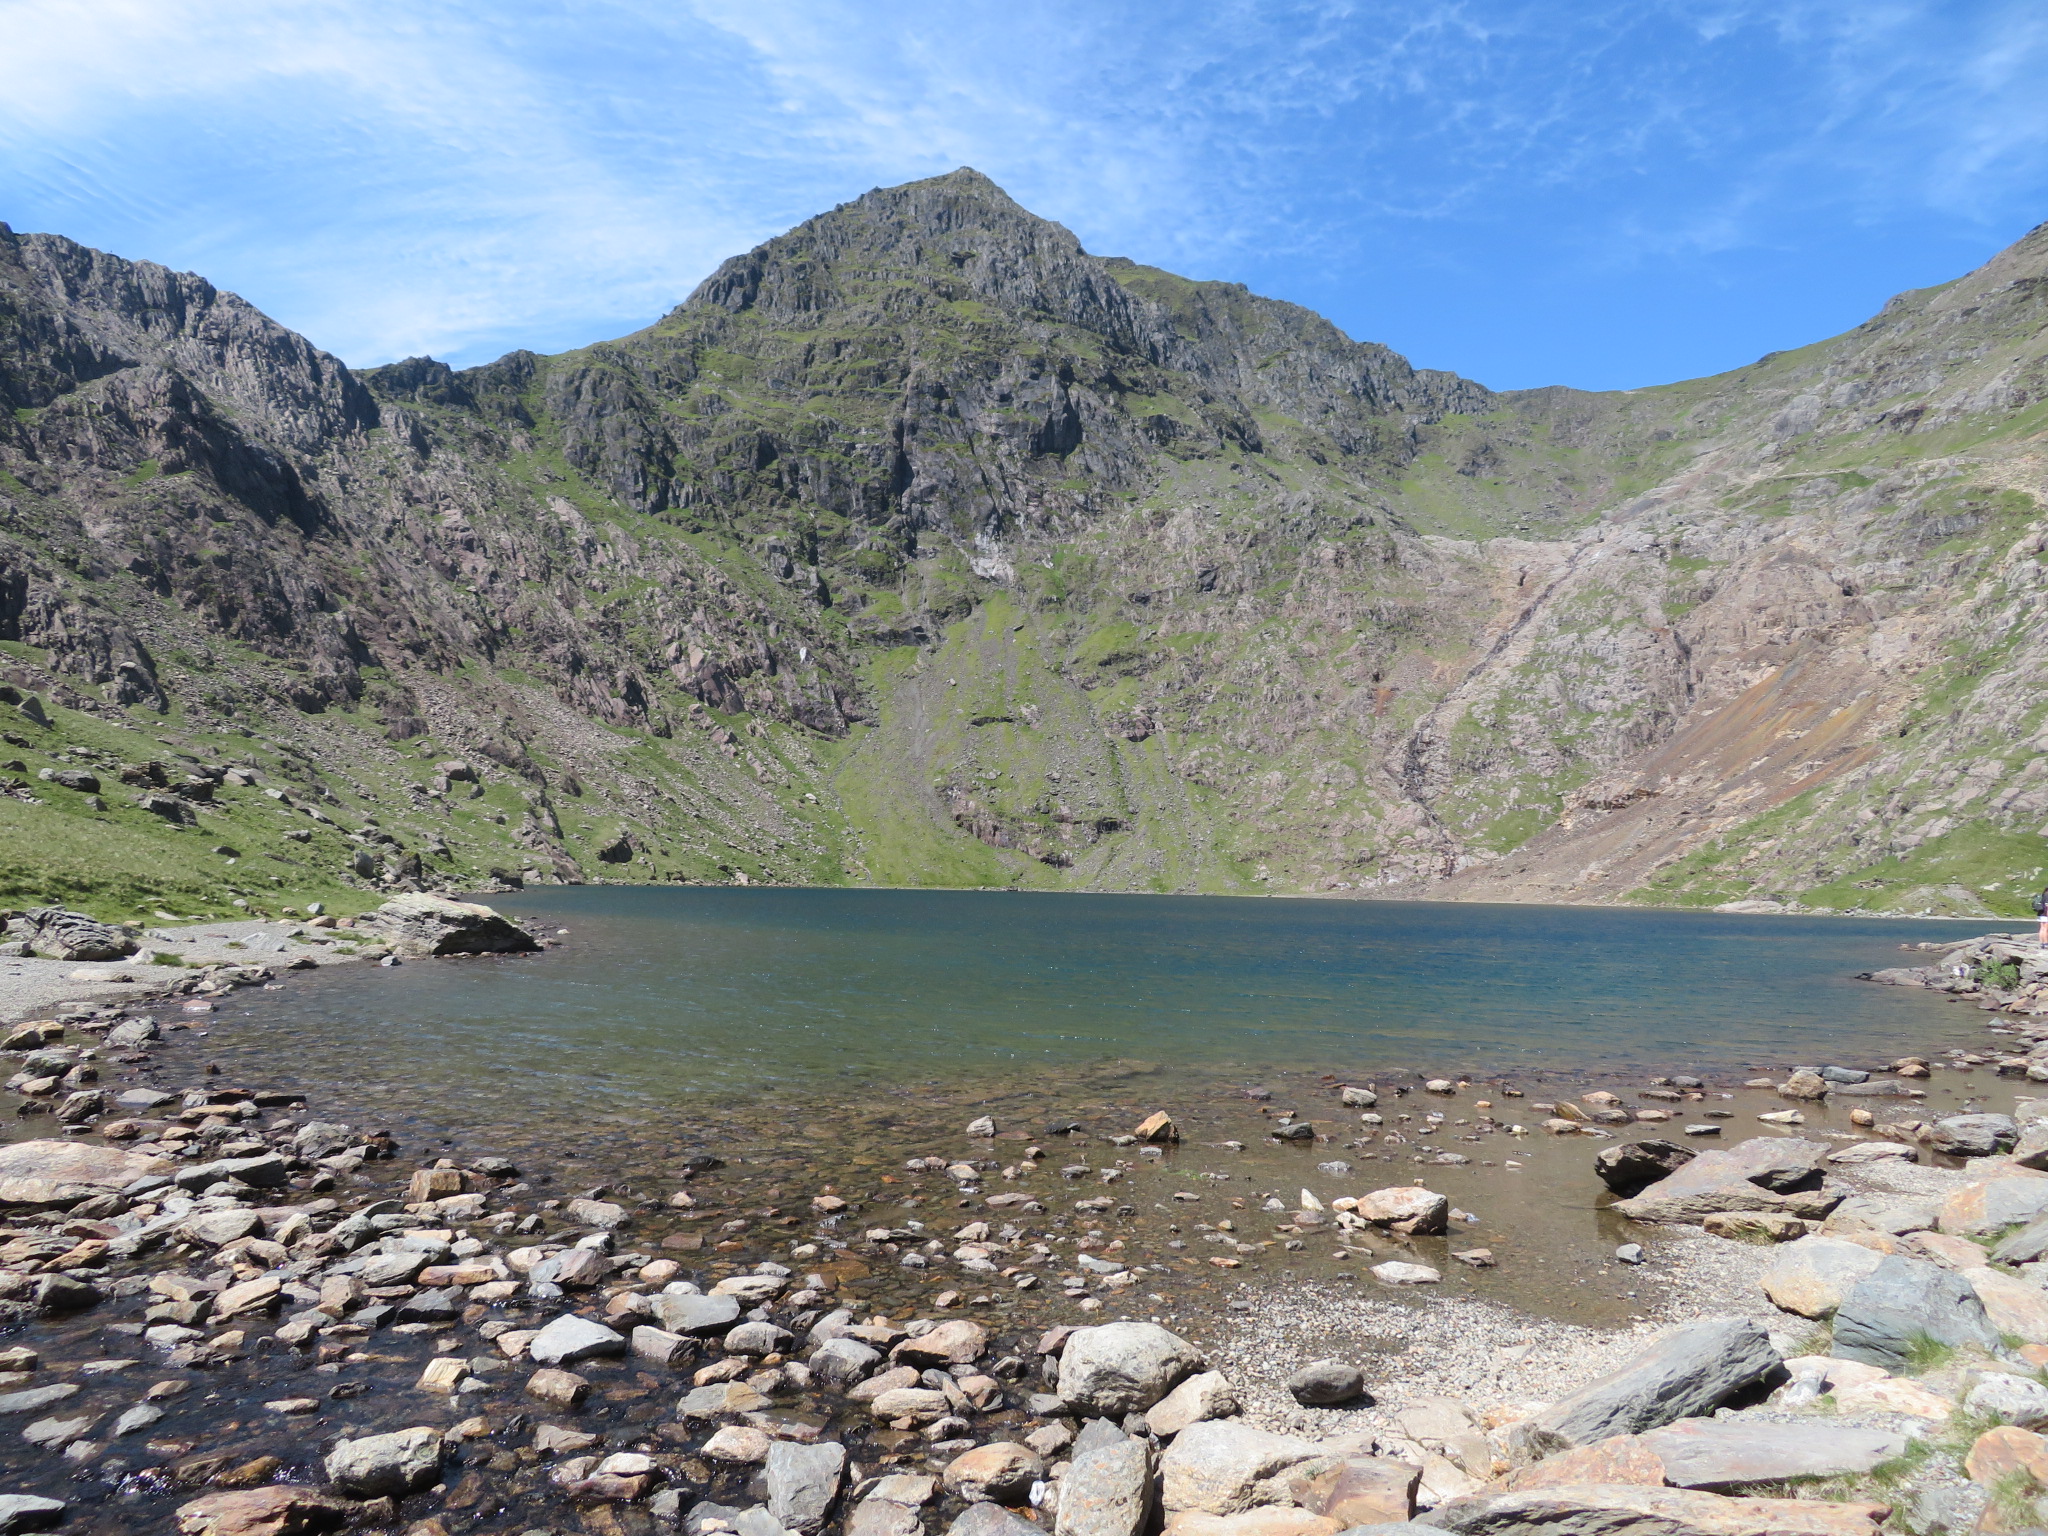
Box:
3, 1, 2045, 391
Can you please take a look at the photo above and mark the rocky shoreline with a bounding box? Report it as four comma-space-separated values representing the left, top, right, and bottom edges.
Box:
0, 912, 2039, 1535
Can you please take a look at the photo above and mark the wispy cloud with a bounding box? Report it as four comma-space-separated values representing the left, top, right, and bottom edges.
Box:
0, 0, 2043, 386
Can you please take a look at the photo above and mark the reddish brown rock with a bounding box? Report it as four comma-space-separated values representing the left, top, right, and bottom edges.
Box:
1505, 1436, 1666, 1491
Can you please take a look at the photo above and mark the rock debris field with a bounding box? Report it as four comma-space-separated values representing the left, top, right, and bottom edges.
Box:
0, 911, 2041, 1535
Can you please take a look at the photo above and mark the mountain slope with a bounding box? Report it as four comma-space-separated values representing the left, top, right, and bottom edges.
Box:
0, 170, 2043, 919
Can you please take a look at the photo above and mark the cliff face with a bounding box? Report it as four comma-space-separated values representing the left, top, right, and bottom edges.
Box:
0, 170, 2043, 917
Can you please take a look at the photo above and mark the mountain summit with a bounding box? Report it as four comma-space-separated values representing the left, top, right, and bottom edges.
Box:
0, 178, 2044, 916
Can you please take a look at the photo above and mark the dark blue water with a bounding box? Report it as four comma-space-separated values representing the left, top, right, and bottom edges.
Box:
223, 889, 1998, 1111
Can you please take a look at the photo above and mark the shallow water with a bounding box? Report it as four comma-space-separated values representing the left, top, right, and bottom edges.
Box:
224, 888, 1998, 1109
172, 890, 2004, 1328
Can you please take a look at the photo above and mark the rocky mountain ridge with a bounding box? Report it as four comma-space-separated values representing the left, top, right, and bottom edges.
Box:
0, 169, 2043, 917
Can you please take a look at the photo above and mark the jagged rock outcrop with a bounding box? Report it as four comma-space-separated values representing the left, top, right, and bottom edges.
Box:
0, 172, 2043, 911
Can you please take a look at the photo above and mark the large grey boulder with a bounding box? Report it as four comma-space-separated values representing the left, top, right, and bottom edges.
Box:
324, 1425, 444, 1496
767, 1440, 845, 1533
1509, 1317, 1781, 1458
1930, 1114, 2018, 1157
1831, 1254, 1999, 1367
1058, 1321, 1203, 1415
0, 1495, 66, 1534
1609, 1139, 1825, 1223
1593, 1140, 1697, 1197
1057, 1433, 1153, 1536
810, 1337, 882, 1387
653, 1291, 743, 1335
1159, 1420, 1324, 1515
357, 894, 539, 956
14, 908, 137, 961
528, 1313, 627, 1365
1637, 1419, 1908, 1489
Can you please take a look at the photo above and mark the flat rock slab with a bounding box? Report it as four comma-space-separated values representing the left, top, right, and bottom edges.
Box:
1940, 1172, 2048, 1236
527, 1313, 627, 1365
767, 1439, 846, 1533
1431, 1484, 1889, 1536
1510, 1317, 1780, 1457
653, 1292, 743, 1335
1638, 1420, 1908, 1490
0, 1139, 172, 1208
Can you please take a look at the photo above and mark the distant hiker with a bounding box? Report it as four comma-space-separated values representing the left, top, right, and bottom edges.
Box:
2034, 885, 2048, 945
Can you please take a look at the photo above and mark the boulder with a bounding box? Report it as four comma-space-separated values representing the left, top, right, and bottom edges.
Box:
0, 1498, 66, 1536
1966, 1267, 2048, 1345
0, 1138, 171, 1209
1994, 1216, 2048, 1266
1593, 1141, 1696, 1197
176, 1486, 354, 1535
1636, 1420, 1907, 1489
1509, 1317, 1780, 1458
653, 1292, 742, 1335
16, 908, 137, 961
1826, 1141, 1916, 1166
1820, 1195, 1937, 1237
1286, 1456, 1420, 1527
357, 894, 539, 957
1285, 1360, 1366, 1406
1830, 1254, 1999, 1366
767, 1439, 846, 1533
1610, 1140, 1824, 1224
1965, 1373, 2048, 1429
897, 1319, 987, 1366
1058, 1433, 1153, 1536
1930, 1114, 2018, 1157
1147, 1371, 1241, 1437
1059, 1321, 1204, 1415
811, 1337, 883, 1387
1160, 1421, 1323, 1515
943, 1443, 1043, 1503
324, 1425, 443, 1497
678, 1382, 772, 1417
950, 1504, 1046, 1536
528, 1313, 627, 1365
1428, 1485, 1887, 1536
1965, 1426, 2048, 1488
1505, 1436, 1667, 1492
1759, 1236, 1885, 1319
1939, 1171, 2048, 1236
1355, 1187, 1449, 1235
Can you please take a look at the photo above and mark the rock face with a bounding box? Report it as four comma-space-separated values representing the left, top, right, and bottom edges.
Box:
1830, 1254, 2000, 1366
1058, 1322, 1203, 1415
358, 895, 539, 957
1510, 1317, 1781, 1457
